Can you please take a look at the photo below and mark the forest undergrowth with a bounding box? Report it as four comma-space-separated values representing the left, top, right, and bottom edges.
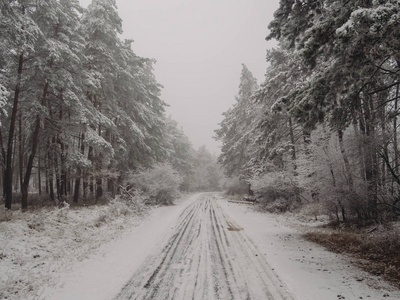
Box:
257, 190, 400, 289
226, 175, 400, 290
0, 192, 149, 299
304, 222, 400, 289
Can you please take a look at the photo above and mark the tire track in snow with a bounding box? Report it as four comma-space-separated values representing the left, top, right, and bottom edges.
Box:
114, 194, 294, 300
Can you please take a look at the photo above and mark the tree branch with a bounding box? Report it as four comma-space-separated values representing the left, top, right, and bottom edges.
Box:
369, 81, 400, 95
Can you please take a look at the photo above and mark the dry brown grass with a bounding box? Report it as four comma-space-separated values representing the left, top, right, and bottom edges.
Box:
304, 226, 400, 287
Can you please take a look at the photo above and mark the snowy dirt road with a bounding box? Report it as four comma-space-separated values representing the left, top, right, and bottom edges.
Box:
115, 194, 293, 300
42, 192, 400, 300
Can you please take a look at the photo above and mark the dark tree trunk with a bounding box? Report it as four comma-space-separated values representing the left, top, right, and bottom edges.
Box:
0, 129, 5, 169
107, 178, 115, 197
21, 115, 41, 210
96, 177, 103, 200
89, 175, 94, 198
45, 156, 49, 195
38, 153, 41, 195
362, 95, 378, 218
288, 116, 297, 170
352, 112, 365, 180
338, 129, 353, 188
55, 151, 61, 200
18, 114, 23, 194
0, 129, 5, 196
60, 149, 67, 196
83, 173, 88, 199
88, 146, 94, 197
393, 84, 399, 194
47, 140, 55, 201
73, 132, 85, 203
21, 82, 49, 209
4, 52, 24, 209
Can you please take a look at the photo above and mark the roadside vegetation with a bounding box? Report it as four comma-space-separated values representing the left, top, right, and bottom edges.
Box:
305, 226, 400, 288
1, 1, 225, 215
1, 3, 225, 298
216, 0, 400, 289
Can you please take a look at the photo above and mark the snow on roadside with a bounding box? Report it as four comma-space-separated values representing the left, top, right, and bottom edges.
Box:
0, 200, 148, 300
217, 194, 400, 300
4, 192, 399, 300
40, 193, 199, 300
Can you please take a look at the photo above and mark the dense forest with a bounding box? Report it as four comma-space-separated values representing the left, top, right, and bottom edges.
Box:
1, 1, 400, 296
216, 0, 400, 223
0, 0, 222, 210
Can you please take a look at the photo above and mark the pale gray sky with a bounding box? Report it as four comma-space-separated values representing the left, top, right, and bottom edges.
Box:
80, 0, 279, 154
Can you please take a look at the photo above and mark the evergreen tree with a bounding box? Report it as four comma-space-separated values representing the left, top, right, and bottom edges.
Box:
215, 64, 259, 178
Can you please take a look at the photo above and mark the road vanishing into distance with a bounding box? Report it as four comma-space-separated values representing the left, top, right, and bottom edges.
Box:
114, 194, 294, 300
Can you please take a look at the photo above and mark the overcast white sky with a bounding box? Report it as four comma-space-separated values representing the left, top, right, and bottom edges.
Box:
80, 0, 279, 154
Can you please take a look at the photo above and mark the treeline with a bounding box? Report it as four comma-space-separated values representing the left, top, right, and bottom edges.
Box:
0, 0, 221, 210
216, 0, 400, 223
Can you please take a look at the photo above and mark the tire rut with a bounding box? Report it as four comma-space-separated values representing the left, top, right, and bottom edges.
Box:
114, 194, 293, 300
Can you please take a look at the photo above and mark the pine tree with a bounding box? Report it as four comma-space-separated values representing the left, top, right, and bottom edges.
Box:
215, 64, 259, 178
1, 0, 41, 209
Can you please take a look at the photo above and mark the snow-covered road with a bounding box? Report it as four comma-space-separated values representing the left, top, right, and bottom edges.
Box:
42, 193, 400, 300
115, 193, 292, 300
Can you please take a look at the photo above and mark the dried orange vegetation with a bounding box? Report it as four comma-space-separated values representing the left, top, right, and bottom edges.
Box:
304, 226, 400, 288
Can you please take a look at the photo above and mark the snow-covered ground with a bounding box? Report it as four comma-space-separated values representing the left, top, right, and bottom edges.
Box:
0, 200, 149, 299
217, 195, 400, 300
1, 193, 399, 299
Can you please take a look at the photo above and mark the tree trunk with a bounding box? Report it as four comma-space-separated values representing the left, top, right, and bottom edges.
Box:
338, 129, 353, 188
288, 116, 297, 170
83, 172, 88, 199
73, 132, 85, 203
362, 95, 378, 218
55, 151, 61, 200
4, 52, 24, 209
96, 177, 103, 200
0, 128, 6, 196
38, 153, 41, 195
21, 115, 41, 210
47, 140, 55, 201
352, 114, 365, 180
21, 82, 49, 209
393, 84, 399, 194
45, 155, 49, 195
18, 113, 24, 194
89, 175, 94, 198
60, 144, 66, 197
88, 146, 94, 198
107, 178, 115, 197
96, 116, 103, 200
378, 94, 387, 188
0, 129, 5, 170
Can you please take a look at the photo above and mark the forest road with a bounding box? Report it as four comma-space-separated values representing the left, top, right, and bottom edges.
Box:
114, 193, 294, 300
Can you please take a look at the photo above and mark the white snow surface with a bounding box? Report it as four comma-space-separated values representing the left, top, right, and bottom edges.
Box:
217, 195, 400, 300
1, 193, 400, 300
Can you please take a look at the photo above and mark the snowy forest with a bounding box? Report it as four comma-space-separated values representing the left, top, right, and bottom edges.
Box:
1, 0, 400, 299
216, 0, 400, 223
0, 0, 222, 211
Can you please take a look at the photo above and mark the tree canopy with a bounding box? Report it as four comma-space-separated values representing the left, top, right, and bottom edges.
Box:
216, 0, 400, 221
0, 0, 215, 209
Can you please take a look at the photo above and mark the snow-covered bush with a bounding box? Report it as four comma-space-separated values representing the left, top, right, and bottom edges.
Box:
128, 163, 183, 205
56, 201, 70, 218
93, 199, 139, 227
221, 177, 249, 195
250, 172, 302, 213
114, 186, 146, 213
